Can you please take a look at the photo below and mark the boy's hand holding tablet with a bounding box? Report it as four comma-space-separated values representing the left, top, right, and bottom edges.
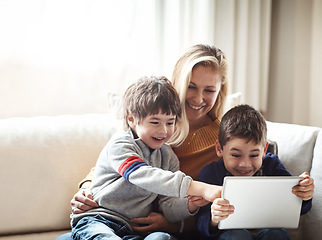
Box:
292, 172, 314, 201
210, 172, 314, 229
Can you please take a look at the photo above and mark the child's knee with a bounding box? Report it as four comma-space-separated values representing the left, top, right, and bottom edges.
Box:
219, 229, 252, 240
257, 228, 290, 240
144, 232, 176, 240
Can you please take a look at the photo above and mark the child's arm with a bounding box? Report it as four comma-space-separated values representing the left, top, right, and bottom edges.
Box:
187, 196, 210, 213
210, 198, 235, 227
187, 180, 222, 202
292, 172, 314, 201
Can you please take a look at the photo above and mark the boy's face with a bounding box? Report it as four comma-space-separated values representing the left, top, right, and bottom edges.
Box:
215, 138, 268, 176
128, 111, 176, 149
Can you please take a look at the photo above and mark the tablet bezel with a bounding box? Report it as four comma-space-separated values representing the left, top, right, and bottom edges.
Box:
218, 176, 302, 230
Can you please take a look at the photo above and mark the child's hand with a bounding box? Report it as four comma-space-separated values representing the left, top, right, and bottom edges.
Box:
187, 195, 209, 207
210, 198, 234, 226
292, 172, 314, 201
203, 185, 223, 203
187, 181, 222, 203
187, 196, 209, 213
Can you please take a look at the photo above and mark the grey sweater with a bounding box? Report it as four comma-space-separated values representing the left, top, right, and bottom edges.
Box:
71, 130, 194, 229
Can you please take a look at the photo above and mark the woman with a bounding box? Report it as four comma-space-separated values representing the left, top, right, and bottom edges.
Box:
57, 44, 228, 240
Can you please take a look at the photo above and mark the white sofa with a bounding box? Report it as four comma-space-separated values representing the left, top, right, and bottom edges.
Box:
0, 113, 321, 240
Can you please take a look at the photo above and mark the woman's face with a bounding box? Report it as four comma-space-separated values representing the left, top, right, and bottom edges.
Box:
185, 65, 222, 123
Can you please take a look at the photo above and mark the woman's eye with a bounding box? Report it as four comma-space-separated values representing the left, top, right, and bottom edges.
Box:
250, 154, 259, 158
167, 122, 174, 126
205, 89, 215, 93
232, 154, 241, 158
150, 121, 158, 125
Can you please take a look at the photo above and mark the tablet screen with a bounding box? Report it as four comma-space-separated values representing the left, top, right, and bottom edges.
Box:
218, 176, 302, 229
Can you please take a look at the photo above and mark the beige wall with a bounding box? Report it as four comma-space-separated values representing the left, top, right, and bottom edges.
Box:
267, 0, 322, 127
309, 0, 322, 127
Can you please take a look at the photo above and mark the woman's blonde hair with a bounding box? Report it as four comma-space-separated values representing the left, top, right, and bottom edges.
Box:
169, 44, 228, 147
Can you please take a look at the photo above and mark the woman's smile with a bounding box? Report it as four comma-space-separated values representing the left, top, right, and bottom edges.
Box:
187, 102, 206, 110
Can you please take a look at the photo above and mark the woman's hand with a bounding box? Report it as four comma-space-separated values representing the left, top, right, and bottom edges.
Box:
292, 172, 315, 201
130, 212, 179, 234
210, 198, 234, 226
70, 188, 99, 214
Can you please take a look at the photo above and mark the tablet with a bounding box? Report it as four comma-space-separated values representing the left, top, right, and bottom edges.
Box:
218, 176, 302, 230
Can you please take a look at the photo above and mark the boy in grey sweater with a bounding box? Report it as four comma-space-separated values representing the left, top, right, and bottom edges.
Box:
71, 76, 222, 240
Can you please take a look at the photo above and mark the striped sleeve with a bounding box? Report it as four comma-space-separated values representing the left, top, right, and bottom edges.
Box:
118, 155, 148, 181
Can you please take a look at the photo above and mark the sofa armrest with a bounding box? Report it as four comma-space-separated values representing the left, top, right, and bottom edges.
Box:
0, 113, 121, 235
266, 121, 322, 240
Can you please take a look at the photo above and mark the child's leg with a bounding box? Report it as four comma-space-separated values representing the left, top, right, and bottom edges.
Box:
72, 215, 143, 240
54, 232, 72, 240
144, 232, 177, 240
255, 228, 290, 240
219, 229, 252, 240
72, 215, 121, 240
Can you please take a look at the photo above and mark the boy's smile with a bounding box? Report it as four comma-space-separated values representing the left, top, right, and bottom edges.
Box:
128, 111, 176, 149
216, 138, 268, 176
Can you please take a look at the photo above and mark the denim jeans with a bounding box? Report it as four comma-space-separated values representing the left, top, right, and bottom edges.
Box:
55, 232, 72, 240
68, 214, 177, 240
56, 232, 176, 240
219, 228, 290, 240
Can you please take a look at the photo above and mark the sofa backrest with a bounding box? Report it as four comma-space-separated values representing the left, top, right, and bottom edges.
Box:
267, 121, 322, 240
267, 121, 319, 175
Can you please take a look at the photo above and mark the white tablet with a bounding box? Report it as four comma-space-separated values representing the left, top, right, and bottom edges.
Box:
218, 176, 302, 230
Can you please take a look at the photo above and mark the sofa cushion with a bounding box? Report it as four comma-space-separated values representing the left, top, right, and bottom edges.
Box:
0, 230, 69, 240
266, 121, 320, 176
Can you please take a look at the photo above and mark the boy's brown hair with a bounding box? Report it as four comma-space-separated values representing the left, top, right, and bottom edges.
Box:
218, 104, 267, 148
123, 76, 182, 130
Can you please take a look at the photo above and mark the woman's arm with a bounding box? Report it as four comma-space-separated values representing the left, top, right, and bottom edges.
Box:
77, 167, 95, 188
130, 212, 181, 234
70, 168, 98, 214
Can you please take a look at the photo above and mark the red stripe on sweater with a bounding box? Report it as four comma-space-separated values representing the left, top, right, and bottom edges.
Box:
118, 156, 144, 176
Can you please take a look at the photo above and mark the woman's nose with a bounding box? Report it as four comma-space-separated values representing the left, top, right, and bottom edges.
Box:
192, 90, 203, 104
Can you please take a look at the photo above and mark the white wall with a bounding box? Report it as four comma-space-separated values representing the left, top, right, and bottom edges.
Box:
0, 0, 158, 118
